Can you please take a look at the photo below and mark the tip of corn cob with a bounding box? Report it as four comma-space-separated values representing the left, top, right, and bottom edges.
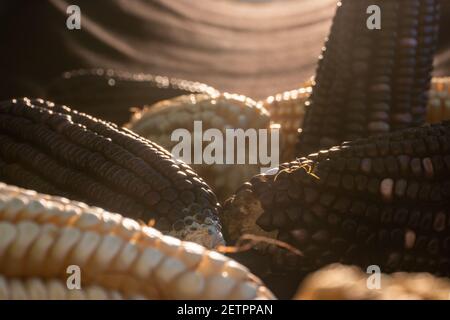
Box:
222, 178, 278, 245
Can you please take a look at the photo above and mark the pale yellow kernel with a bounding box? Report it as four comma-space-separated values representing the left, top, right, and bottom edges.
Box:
230, 281, 258, 300
26, 224, 59, 275
92, 235, 123, 271
66, 287, 86, 300
171, 271, 205, 299
113, 242, 139, 272
380, 178, 394, 202
133, 247, 164, 279
4, 196, 27, 221
10, 279, 28, 300
86, 286, 108, 300
23, 198, 46, 220
47, 280, 67, 300
52, 227, 82, 260
71, 231, 101, 267
0, 276, 9, 299
26, 278, 48, 300
222, 260, 250, 281
154, 257, 187, 287
8, 222, 40, 271
176, 241, 205, 269
74, 211, 101, 229
0, 223, 17, 259
203, 276, 236, 300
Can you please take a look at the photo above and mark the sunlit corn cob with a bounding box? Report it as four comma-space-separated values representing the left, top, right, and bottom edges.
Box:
223, 122, 450, 276
263, 83, 312, 163
0, 98, 223, 248
298, 0, 441, 156
45, 69, 219, 125
428, 77, 450, 123
295, 264, 450, 300
127, 93, 271, 201
0, 276, 130, 300
0, 182, 274, 300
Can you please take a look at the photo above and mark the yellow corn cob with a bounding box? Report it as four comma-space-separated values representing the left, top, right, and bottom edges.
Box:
0, 276, 133, 300
427, 77, 450, 123
295, 264, 450, 300
263, 83, 313, 163
0, 182, 274, 300
127, 93, 271, 201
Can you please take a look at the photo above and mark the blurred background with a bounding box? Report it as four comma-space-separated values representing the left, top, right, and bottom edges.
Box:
0, 0, 449, 101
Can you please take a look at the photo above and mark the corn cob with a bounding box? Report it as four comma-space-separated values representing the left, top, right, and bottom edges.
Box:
0, 98, 223, 248
0, 182, 274, 300
428, 77, 450, 123
295, 264, 450, 300
263, 83, 312, 163
0, 276, 130, 300
297, 0, 441, 156
45, 69, 219, 125
223, 122, 450, 276
264, 76, 449, 163
126, 93, 271, 201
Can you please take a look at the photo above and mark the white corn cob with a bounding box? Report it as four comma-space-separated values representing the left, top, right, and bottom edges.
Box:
428, 77, 450, 123
295, 264, 450, 300
127, 93, 271, 201
0, 182, 275, 300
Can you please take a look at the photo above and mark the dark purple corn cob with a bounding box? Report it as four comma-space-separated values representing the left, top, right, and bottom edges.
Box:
297, 0, 441, 157
0, 98, 223, 248
224, 122, 450, 276
45, 68, 218, 125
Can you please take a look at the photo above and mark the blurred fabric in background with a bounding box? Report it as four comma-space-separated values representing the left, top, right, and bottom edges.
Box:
0, 0, 449, 100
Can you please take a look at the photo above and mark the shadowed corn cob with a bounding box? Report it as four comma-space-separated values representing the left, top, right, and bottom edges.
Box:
0, 98, 223, 248
0, 182, 274, 300
223, 122, 450, 276
264, 83, 312, 163
428, 77, 450, 123
295, 264, 450, 300
297, 0, 441, 156
45, 69, 219, 125
264, 76, 449, 162
127, 93, 271, 201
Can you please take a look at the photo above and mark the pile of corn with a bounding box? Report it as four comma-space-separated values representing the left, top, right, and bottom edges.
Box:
0, 0, 448, 301
127, 93, 271, 201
